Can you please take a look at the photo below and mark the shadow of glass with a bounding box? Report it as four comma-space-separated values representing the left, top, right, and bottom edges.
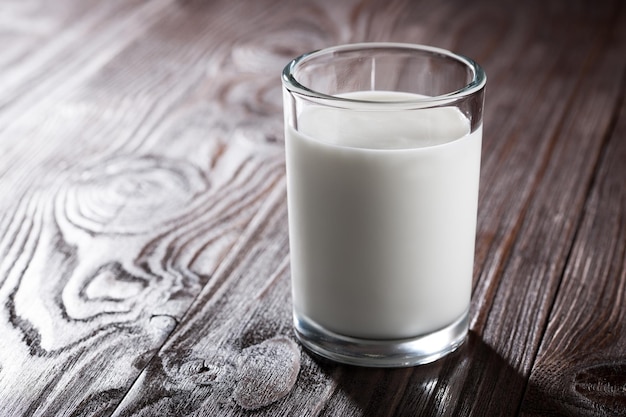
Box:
312, 331, 527, 417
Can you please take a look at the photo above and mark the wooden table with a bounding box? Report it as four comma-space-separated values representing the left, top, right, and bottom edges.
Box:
0, 0, 624, 415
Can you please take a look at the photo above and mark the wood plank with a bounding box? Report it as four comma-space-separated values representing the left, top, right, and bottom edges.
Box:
316, 1, 626, 415
0, 0, 624, 415
110, 186, 315, 416
0, 0, 171, 131
110, 0, 626, 416
0, 0, 110, 73
0, 0, 290, 415
519, 55, 626, 417
434, 2, 626, 414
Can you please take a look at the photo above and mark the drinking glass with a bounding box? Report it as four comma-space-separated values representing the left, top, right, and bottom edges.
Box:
282, 43, 486, 367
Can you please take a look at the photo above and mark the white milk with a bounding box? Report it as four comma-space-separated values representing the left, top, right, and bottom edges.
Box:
285, 91, 481, 340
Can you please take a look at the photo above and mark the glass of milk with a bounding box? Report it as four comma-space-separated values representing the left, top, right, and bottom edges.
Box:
282, 43, 486, 367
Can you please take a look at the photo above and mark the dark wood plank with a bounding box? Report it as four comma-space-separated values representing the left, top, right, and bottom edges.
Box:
520, 58, 626, 417
312, 1, 626, 415
433, 2, 626, 414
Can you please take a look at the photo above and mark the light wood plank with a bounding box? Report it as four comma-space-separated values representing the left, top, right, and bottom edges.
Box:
0, 0, 289, 415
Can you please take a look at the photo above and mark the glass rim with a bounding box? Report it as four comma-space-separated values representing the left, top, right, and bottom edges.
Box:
281, 42, 486, 109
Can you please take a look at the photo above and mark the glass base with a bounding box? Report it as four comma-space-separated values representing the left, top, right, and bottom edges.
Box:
293, 310, 468, 368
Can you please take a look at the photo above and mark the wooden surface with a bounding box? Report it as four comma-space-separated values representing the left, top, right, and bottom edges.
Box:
0, 0, 624, 415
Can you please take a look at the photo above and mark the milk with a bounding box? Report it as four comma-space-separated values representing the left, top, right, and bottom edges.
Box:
285, 91, 481, 340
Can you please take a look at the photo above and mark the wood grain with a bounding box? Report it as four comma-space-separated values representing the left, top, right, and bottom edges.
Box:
0, 0, 624, 415
520, 60, 626, 417
0, 0, 288, 415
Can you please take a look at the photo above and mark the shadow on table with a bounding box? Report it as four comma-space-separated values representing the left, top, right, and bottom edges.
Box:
311, 331, 527, 417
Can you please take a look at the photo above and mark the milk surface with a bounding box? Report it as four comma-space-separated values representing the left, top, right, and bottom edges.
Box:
285, 91, 481, 339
